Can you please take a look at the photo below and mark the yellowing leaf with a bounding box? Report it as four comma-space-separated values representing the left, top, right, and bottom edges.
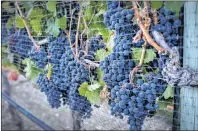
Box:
132, 48, 156, 64
46, 64, 53, 80
15, 16, 25, 29
47, 1, 56, 12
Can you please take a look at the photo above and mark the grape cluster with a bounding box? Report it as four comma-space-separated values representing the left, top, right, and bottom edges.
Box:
100, 1, 182, 130
101, 1, 136, 87
151, 7, 182, 71
1, 24, 8, 44
28, 47, 48, 69
58, 35, 105, 118
9, 29, 33, 58
37, 73, 61, 108
65, 2, 80, 30
100, 1, 136, 118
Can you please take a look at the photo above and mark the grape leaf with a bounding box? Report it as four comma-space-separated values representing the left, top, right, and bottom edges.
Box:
2, 2, 15, 13
157, 98, 168, 110
15, 16, 25, 29
20, 1, 33, 11
22, 58, 44, 82
45, 18, 60, 36
95, 49, 111, 61
105, 33, 114, 51
85, 88, 101, 104
47, 1, 56, 12
84, 7, 93, 22
7, 17, 13, 29
151, 1, 163, 9
87, 82, 101, 91
95, 9, 106, 17
132, 48, 156, 64
79, 1, 90, 8
28, 8, 44, 19
2, 2, 10, 9
98, 28, 112, 43
79, 82, 102, 104
79, 82, 89, 96
58, 16, 66, 30
30, 18, 41, 35
164, 1, 184, 17
162, 85, 174, 99
96, 68, 105, 86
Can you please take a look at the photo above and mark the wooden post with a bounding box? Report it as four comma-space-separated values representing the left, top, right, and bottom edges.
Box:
180, 2, 198, 130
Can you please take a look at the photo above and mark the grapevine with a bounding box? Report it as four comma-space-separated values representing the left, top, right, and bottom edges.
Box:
1, 1, 188, 131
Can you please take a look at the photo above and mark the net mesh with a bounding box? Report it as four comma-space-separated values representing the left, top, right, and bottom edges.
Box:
1, 1, 197, 130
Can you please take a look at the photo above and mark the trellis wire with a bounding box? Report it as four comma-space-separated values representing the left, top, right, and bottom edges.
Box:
2, 1, 197, 130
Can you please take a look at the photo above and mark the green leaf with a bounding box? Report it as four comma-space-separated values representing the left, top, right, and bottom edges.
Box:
98, 28, 112, 43
154, 68, 159, 74
162, 85, 174, 99
58, 16, 66, 30
22, 58, 44, 82
132, 48, 156, 64
2, 2, 15, 13
151, 1, 163, 9
79, 82, 102, 104
95, 9, 106, 17
87, 82, 101, 91
157, 99, 168, 110
30, 18, 41, 35
96, 68, 105, 86
45, 18, 60, 36
7, 17, 13, 29
105, 33, 114, 51
15, 16, 25, 29
20, 1, 33, 11
79, 82, 89, 96
2, 2, 10, 9
79, 1, 90, 8
29, 8, 44, 19
85, 88, 101, 104
84, 7, 93, 22
47, 1, 56, 12
164, 2, 184, 17
95, 49, 111, 61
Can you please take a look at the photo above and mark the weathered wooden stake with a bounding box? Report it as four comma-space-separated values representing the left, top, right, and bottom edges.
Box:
180, 2, 198, 130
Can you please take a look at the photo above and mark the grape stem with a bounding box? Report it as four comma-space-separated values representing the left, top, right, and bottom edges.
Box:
133, 30, 142, 43
130, 1, 150, 84
75, 10, 82, 58
65, 7, 77, 59
15, 1, 39, 50
132, 1, 165, 53
152, 9, 158, 25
